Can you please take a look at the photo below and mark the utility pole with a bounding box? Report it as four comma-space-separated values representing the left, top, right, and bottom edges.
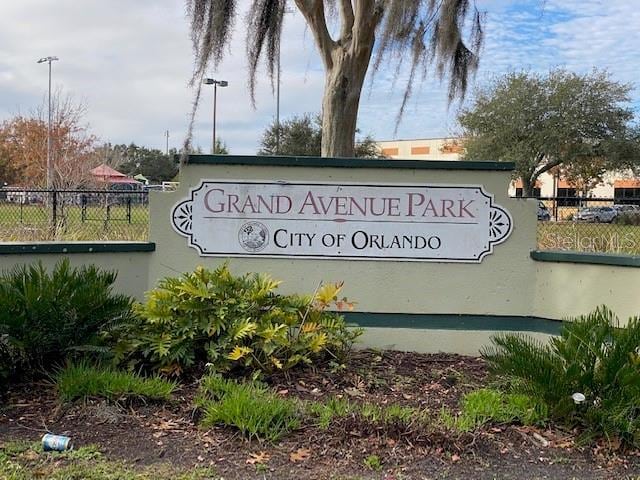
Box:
165, 130, 169, 155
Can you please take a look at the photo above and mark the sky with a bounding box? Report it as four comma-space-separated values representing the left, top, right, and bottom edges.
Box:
0, 0, 639, 155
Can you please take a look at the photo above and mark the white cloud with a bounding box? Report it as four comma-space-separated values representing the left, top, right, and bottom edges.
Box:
0, 0, 638, 155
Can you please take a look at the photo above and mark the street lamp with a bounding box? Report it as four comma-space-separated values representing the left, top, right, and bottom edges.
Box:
203, 78, 228, 154
275, 9, 294, 154
37, 56, 59, 190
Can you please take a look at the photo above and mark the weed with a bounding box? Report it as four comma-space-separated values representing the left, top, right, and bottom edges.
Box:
54, 361, 176, 402
363, 454, 383, 471
307, 397, 428, 433
307, 396, 354, 429
198, 374, 300, 442
439, 388, 547, 432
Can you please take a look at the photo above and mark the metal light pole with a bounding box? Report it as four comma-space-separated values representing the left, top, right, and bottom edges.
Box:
275, 8, 293, 154
37, 56, 59, 189
203, 78, 228, 154
276, 46, 281, 154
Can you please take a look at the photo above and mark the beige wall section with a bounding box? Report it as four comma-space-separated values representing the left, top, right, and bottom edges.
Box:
534, 262, 639, 322
0, 251, 151, 300
150, 163, 539, 317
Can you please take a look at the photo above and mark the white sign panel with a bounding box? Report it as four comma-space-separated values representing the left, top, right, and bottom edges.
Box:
171, 180, 513, 263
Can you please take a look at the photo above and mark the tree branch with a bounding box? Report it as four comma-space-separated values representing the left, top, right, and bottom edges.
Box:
534, 157, 562, 178
294, 0, 336, 69
352, 0, 383, 56
338, 0, 354, 42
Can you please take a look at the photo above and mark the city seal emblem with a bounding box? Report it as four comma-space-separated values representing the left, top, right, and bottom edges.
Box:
238, 221, 269, 252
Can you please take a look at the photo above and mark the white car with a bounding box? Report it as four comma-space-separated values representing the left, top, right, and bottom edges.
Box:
576, 206, 617, 223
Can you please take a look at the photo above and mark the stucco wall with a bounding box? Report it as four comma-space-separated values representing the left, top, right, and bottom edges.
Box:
534, 260, 639, 322
0, 157, 637, 355
0, 246, 151, 300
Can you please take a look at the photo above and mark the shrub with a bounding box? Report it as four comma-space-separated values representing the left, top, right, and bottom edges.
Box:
113, 264, 362, 376
614, 212, 640, 225
55, 361, 176, 402
197, 374, 300, 442
482, 307, 640, 445
0, 259, 133, 379
439, 388, 547, 432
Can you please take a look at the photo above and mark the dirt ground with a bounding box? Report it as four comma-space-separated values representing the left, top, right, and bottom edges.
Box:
2, 350, 640, 479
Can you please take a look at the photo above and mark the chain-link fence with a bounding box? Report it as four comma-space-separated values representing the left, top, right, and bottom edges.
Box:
0, 189, 149, 241
3, 189, 638, 253
531, 196, 640, 255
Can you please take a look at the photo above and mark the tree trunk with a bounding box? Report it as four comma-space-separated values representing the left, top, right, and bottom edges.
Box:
523, 178, 536, 197
293, 0, 381, 158
321, 48, 371, 158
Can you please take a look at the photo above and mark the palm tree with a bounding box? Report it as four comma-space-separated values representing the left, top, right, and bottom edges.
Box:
187, 0, 484, 158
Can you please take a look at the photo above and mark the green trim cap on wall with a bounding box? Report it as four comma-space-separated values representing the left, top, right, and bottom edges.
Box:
185, 154, 515, 171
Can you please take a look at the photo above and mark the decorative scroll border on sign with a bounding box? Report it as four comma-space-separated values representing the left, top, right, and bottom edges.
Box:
171, 180, 513, 263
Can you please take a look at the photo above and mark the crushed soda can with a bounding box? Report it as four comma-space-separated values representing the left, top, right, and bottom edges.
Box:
42, 433, 72, 452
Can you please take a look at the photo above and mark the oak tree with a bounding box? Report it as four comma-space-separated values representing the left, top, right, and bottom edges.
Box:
187, 0, 484, 158
459, 70, 640, 196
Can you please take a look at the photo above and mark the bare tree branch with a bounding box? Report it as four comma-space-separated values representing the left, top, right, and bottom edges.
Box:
338, 0, 354, 42
294, 0, 336, 68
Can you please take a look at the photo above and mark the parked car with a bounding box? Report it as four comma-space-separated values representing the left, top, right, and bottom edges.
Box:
537, 201, 551, 221
576, 206, 617, 223
613, 204, 640, 214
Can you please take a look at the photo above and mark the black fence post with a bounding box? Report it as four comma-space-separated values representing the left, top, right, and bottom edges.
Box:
51, 190, 57, 227
127, 197, 132, 224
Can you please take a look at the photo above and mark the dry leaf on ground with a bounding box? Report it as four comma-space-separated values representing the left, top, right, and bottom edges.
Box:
246, 451, 270, 464
290, 448, 312, 462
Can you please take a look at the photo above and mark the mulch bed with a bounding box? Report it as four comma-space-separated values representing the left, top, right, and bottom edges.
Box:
2, 350, 640, 479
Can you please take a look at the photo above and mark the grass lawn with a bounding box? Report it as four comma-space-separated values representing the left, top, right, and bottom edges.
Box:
538, 221, 640, 255
0, 204, 149, 241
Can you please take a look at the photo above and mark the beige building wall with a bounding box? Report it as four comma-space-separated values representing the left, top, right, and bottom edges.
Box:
376, 138, 464, 160
377, 137, 635, 199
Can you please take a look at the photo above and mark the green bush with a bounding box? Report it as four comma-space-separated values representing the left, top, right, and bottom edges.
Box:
197, 374, 300, 442
113, 264, 362, 376
55, 361, 176, 402
0, 259, 133, 381
482, 307, 640, 445
614, 212, 640, 225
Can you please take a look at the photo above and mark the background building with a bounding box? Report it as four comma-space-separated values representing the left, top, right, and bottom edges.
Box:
376, 138, 464, 161
376, 138, 639, 206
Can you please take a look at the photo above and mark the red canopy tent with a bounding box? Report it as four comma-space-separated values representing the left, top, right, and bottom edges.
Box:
90, 164, 140, 185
